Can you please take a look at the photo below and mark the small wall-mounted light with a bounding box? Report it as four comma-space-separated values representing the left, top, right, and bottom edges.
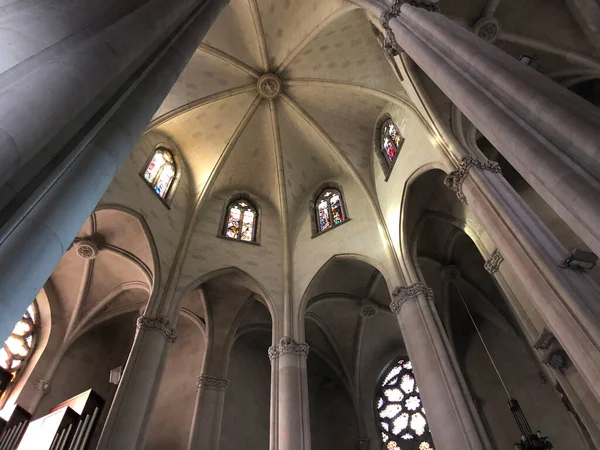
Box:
109, 366, 123, 385
519, 54, 540, 70
559, 249, 598, 271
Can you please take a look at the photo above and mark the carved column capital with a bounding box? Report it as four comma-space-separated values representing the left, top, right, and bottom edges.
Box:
484, 249, 504, 274
444, 156, 502, 204
196, 375, 230, 391
390, 282, 434, 314
34, 379, 51, 394
268, 337, 309, 361
136, 315, 177, 344
381, 0, 440, 57
534, 328, 571, 371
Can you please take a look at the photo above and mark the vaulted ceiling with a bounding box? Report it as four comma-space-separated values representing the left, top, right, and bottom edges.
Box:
148, 0, 408, 227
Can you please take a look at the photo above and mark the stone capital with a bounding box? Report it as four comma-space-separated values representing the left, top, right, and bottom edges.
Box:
34, 379, 51, 394
196, 375, 230, 391
533, 328, 570, 371
381, 0, 440, 57
484, 249, 504, 274
390, 282, 434, 313
268, 337, 309, 361
444, 155, 502, 204
136, 315, 177, 344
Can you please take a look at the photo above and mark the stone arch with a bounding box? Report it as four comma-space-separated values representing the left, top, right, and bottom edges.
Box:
180, 266, 278, 345
297, 253, 392, 341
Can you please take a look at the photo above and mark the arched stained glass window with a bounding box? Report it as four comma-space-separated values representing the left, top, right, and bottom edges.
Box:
376, 358, 434, 450
1, 304, 37, 394
315, 188, 347, 233
381, 118, 404, 165
143, 148, 176, 200
223, 199, 258, 243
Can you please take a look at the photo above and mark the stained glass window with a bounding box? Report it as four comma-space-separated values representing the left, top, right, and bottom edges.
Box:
381, 119, 404, 165
376, 359, 434, 450
143, 148, 176, 200
224, 199, 257, 243
1, 304, 37, 386
315, 188, 347, 233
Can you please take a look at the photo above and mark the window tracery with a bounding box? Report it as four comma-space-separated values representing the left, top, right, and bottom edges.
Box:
143, 148, 176, 200
376, 359, 434, 450
223, 198, 258, 243
0, 304, 38, 388
315, 188, 347, 234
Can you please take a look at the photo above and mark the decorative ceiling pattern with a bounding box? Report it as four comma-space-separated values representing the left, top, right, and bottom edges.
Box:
150, 0, 409, 222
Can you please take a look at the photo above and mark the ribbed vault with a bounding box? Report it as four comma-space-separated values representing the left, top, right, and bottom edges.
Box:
148, 0, 411, 232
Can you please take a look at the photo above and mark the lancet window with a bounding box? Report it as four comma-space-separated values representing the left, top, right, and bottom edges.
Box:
315, 188, 347, 233
376, 116, 405, 179
143, 148, 176, 200
376, 358, 434, 450
381, 119, 404, 165
223, 198, 258, 243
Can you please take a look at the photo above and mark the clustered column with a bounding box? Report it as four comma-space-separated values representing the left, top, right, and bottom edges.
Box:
390, 283, 493, 450
188, 375, 231, 450
383, 1, 600, 258
268, 337, 311, 450
444, 155, 600, 403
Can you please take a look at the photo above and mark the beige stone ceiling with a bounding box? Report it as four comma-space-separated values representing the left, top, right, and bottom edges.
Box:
48, 209, 153, 346
149, 0, 408, 220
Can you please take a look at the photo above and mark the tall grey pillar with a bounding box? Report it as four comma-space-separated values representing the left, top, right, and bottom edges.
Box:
97, 316, 177, 449
268, 337, 311, 450
448, 156, 600, 403
188, 375, 230, 450
391, 283, 492, 450
0, 0, 207, 186
0, 0, 230, 341
385, 2, 600, 258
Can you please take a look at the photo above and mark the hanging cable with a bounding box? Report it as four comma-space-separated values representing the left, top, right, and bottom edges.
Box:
451, 280, 512, 399
447, 273, 553, 449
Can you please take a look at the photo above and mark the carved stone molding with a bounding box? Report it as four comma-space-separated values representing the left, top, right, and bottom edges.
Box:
473, 17, 500, 43
360, 300, 379, 319
484, 249, 504, 274
35, 379, 51, 394
257, 73, 282, 99
534, 328, 570, 371
196, 375, 230, 391
390, 283, 434, 314
268, 337, 309, 361
75, 240, 99, 260
381, 0, 440, 57
136, 316, 177, 344
444, 155, 502, 203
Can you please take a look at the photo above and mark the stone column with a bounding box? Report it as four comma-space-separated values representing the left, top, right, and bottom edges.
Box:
96, 315, 177, 449
0, 0, 206, 185
269, 337, 311, 450
445, 156, 600, 403
383, 1, 600, 258
0, 0, 229, 341
391, 283, 492, 450
188, 375, 230, 450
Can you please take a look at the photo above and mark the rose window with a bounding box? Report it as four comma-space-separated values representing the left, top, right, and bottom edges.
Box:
376, 359, 434, 450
